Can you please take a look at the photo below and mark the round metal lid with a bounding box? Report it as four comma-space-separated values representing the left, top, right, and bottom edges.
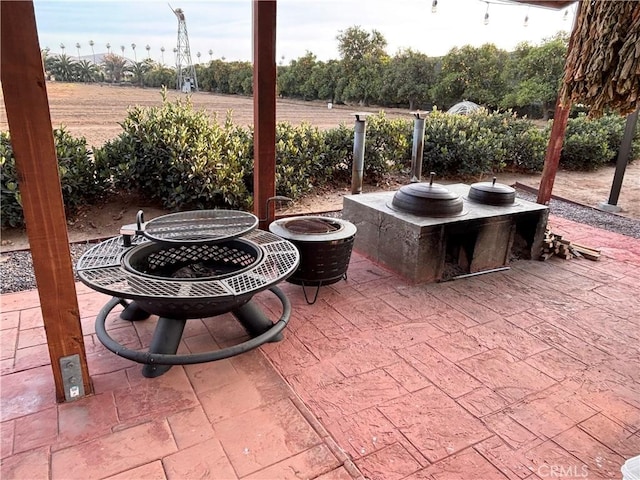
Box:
468, 177, 516, 206
391, 173, 464, 217
141, 210, 258, 245
269, 216, 357, 242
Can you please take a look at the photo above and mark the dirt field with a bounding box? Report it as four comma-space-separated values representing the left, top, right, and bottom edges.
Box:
0, 82, 408, 148
0, 82, 638, 251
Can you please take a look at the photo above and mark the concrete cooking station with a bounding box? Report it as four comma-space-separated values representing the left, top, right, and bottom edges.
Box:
343, 183, 549, 283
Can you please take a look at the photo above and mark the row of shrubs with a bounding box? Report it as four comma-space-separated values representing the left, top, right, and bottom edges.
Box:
1, 95, 638, 228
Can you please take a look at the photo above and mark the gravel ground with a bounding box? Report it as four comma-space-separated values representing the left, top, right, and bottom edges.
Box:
516, 190, 640, 238
2, 191, 639, 294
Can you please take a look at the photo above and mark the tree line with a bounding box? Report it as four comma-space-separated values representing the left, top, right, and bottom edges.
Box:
42, 25, 569, 119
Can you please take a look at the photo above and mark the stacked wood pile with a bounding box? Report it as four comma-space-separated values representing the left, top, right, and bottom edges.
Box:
561, 1, 640, 117
541, 228, 601, 261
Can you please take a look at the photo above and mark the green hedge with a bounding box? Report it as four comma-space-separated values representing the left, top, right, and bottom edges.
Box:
471, 110, 547, 172
0, 132, 22, 228
3, 101, 637, 229
559, 113, 640, 170
95, 92, 253, 210
275, 122, 329, 198
422, 110, 507, 177
556, 113, 635, 171
1, 128, 110, 228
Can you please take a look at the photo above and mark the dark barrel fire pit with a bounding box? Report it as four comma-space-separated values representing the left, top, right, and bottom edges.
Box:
269, 216, 356, 304
76, 210, 299, 377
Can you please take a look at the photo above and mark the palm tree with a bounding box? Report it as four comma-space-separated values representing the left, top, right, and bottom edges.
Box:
197, 51, 201, 63
129, 61, 151, 87
160, 46, 165, 65
145, 44, 151, 59
76, 59, 98, 82
173, 47, 178, 64
51, 53, 76, 81
102, 53, 127, 83
89, 40, 96, 64
120, 45, 125, 57
106, 43, 111, 54
60, 43, 65, 54
208, 49, 213, 62
75, 42, 81, 60
131, 43, 137, 61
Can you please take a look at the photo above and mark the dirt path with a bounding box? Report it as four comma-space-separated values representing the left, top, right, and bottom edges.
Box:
0, 82, 638, 252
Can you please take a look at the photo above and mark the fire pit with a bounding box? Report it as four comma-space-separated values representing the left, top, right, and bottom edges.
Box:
76, 210, 300, 377
269, 216, 356, 304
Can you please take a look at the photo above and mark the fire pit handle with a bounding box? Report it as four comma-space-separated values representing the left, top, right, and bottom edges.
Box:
259, 196, 293, 222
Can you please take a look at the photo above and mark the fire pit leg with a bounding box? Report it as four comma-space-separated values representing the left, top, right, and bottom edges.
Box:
301, 281, 323, 305
141, 317, 187, 378
118, 300, 151, 321
232, 301, 283, 343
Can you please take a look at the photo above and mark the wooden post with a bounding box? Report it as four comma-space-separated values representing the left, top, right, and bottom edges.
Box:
537, 0, 583, 205
536, 99, 571, 205
252, 0, 277, 229
1, 1, 92, 402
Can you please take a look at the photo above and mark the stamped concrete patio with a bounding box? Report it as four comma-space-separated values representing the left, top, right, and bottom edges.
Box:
1, 214, 639, 479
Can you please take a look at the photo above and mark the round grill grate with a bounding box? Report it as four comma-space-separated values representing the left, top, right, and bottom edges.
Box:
141, 210, 258, 245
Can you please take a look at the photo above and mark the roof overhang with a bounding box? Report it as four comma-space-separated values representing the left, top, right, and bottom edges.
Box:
506, 0, 576, 10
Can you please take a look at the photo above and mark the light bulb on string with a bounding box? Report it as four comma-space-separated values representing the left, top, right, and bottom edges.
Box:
563, 8, 569, 21
483, 2, 490, 25
431, 0, 438, 14
523, 7, 529, 27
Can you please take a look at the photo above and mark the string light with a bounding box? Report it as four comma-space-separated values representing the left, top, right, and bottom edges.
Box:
452, 1, 572, 28
431, 0, 438, 13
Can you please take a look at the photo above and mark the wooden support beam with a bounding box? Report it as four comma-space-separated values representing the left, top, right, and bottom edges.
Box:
252, 0, 277, 229
1, 1, 92, 402
537, 0, 586, 205
536, 99, 571, 205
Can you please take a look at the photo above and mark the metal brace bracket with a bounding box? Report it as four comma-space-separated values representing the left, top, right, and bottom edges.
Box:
60, 354, 85, 402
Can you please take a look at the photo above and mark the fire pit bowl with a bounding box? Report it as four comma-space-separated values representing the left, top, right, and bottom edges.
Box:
119, 239, 264, 318
269, 216, 356, 303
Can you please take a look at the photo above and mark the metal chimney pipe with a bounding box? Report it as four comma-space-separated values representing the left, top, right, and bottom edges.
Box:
351, 112, 369, 194
410, 111, 427, 183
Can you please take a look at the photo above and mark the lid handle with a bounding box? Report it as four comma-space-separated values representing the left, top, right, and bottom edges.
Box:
492, 177, 497, 186
136, 210, 145, 232
429, 172, 436, 186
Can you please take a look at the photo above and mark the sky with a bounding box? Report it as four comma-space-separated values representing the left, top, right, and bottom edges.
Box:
33, 0, 576, 65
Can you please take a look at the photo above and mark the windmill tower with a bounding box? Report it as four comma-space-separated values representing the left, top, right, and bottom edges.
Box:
170, 5, 198, 92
